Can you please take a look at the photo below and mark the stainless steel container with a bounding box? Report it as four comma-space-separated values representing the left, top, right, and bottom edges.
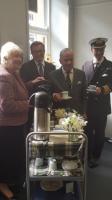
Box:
33, 91, 51, 140
34, 107, 50, 132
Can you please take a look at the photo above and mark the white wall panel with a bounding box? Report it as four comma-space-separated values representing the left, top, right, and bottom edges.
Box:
50, 0, 68, 67
0, 0, 29, 61
72, 1, 112, 68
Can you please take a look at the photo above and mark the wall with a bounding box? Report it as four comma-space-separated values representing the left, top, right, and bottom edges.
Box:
71, 1, 112, 68
50, 0, 68, 67
0, 0, 29, 61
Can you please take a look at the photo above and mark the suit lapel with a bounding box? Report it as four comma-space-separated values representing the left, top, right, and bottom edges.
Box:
44, 62, 48, 77
72, 68, 76, 86
43, 62, 50, 77
31, 59, 40, 75
91, 58, 107, 84
53, 68, 66, 91
58, 68, 67, 89
72, 68, 82, 87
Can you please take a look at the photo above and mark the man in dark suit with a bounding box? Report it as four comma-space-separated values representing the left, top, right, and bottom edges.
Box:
50, 48, 87, 115
82, 38, 112, 168
47, 48, 87, 197
20, 41, 56, 95
20, 41, 56, 132
20, 41, 56, 96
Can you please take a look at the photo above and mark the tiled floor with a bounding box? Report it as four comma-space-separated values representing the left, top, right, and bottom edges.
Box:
86, 141, 112, 200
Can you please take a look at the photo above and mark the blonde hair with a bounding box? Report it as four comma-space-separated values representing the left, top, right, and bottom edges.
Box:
0, 41, 23, 64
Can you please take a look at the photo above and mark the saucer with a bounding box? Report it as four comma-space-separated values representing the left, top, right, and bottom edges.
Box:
40, 180, 63, 191
86, 85, 96, 93
61, 96, 72, 100
62, 160, 78, 171
86, 88, 96, 93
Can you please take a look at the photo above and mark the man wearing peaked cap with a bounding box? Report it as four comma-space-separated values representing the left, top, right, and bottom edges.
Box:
82, 37, 112, 168
89, 37, 108, 48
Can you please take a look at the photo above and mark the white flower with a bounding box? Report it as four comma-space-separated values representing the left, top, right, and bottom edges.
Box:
55, 108, 66, 119
59, 110, 87, 132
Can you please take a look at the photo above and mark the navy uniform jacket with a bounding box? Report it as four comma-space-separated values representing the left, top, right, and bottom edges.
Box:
50, 67, 87, 114
82, 57, 112, 116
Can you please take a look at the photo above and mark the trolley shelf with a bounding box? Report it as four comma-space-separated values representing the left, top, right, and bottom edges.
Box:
26, 131, 88, 200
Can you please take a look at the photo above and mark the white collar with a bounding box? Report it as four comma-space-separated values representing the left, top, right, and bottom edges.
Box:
93, 57, 104, 65
34, 60, 45, 66
62, 67, 73, 74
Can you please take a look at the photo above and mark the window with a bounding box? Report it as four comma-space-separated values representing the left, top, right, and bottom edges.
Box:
29, 0, 49, 28
28, 0, 50, 60
28, 0, 37, 12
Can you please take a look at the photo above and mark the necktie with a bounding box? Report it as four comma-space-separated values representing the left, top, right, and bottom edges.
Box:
66, 72, 71, 92
38, 63, 43, 76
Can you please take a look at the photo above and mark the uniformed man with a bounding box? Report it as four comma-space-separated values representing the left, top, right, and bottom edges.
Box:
82, 37, 112, 168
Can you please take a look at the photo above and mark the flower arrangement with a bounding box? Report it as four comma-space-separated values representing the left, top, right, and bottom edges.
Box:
55, 108, 66, 119
57, 109, 87, 132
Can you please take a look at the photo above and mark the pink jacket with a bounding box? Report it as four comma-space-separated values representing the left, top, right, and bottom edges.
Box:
0, 66, 29, 126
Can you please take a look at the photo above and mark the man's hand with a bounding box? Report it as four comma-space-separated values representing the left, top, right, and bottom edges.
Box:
32, 76, 45, 84
101, 85, 111, 95
53, 93, 62, 102
96, 85, 111, 95
96, 87, 102, 95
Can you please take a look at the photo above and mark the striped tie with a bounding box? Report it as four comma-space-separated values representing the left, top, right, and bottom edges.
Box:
38, 63, 43, 76
66, 72, 71, 93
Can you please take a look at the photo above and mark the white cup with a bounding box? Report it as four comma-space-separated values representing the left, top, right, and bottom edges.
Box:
61, 91, 68, 98
48, 158, 57, 171
35, 158, 43, 167
89, 85, 96, 90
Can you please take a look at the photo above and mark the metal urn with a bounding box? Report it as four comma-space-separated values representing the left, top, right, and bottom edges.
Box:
33, 91, 52, 140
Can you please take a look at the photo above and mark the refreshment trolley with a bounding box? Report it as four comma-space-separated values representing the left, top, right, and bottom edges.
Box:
26, 131, 88, 200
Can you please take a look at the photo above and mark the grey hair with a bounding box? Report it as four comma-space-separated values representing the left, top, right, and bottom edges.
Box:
60, 48, 73, 58
0, 41, 23, 64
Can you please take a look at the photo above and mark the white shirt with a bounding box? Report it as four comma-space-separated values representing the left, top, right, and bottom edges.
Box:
62, 67, 74, 83
34, 60, 45, 75
93, 57, 104, 69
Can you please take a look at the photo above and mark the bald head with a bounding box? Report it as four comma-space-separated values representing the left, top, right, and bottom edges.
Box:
60, 48, 73, 58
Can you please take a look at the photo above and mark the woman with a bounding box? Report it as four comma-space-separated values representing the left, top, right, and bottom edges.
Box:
0, 42, 29, 199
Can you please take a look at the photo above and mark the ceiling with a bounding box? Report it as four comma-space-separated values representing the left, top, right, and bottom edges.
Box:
70, 0, 112, 6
